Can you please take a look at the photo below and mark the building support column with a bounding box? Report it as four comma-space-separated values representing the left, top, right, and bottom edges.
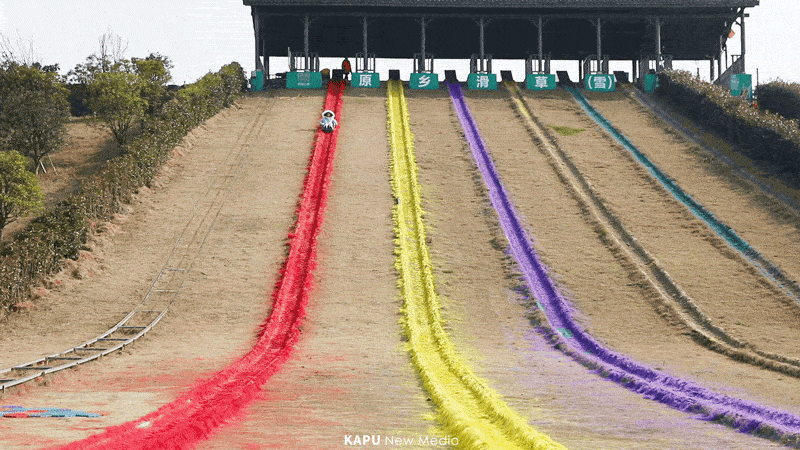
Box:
586, 17, 604, 74
362, 17, 369, 71
724, 35, 729, 69
418, 17, 431, 72
537, 16, 544, 71
303, 15, 311, 70
473, 17, 494, 72
479, 17, 486, 72
655, 17, 662, 59
596, 17, 602, 68
252, 9, 264, 72
740, 8, 746, 71
710, 58, 715, 81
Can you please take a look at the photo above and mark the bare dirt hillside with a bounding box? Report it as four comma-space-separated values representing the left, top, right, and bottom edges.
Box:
195, 87, 434, 450
586, 89, 800, 292
512, 88, 800, 413
0, 93, 314, 447
0, 85, 797, 450
407, 88, 788, 449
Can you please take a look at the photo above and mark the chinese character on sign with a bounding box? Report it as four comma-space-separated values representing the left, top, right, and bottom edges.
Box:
535, 76, 549, 89
477, 75, 490, 88
593, 77, 607, 89
358, 74, 372, 87
418, 75, 431, 88
593, 76, 607, 89
298, 72, 311, 85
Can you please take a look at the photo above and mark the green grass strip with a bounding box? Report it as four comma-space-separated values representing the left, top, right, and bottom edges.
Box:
386, 80, 568, 450
549, 125, 585, 136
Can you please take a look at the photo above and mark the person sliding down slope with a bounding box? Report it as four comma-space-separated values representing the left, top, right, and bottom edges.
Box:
320, 109, 337, 133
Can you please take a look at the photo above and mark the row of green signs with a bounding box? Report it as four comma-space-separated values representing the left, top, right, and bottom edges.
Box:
285, 71, 751, 99
286, 72, 501, 90
285, 72, 443, 90
284, 71, 618, 92
525, 73, 614, 92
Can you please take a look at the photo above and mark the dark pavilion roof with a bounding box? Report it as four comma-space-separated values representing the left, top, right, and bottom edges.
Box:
244, 0, 759, 61
244, 0, 757, 7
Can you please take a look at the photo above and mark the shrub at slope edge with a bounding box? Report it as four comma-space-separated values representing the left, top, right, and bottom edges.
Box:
758, 80, 800, 123
0, 62, 247, 314
657, 70, 800, 175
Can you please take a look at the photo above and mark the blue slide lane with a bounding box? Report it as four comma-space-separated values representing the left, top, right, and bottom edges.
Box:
446, 81, 800, 446
567, 87, 800, 304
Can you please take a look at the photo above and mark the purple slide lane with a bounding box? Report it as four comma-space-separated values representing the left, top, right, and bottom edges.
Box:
445, 82, 800, 447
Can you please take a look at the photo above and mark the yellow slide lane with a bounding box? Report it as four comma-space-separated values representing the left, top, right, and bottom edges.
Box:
386, 80, 567, 450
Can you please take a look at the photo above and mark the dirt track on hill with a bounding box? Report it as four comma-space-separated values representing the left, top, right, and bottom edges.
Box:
419, 88, 789, 449
0, 85, 798, 449
0, 93, 315, 447
195, 88, 434, 450
585, 89, 800, 294
513, 88, 800, 409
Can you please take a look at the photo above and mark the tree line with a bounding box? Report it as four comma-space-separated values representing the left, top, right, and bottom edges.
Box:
0, 32, 178, 239
1, 32, 246, 312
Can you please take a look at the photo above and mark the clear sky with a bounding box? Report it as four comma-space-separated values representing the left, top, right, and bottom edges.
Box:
0, 0, 797, 85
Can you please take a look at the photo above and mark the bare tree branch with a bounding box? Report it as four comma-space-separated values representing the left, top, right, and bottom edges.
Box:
0, 33, 38, 67
97, 28, 129, 73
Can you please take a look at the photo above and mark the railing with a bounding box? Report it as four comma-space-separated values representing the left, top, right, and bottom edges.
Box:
470, 53, 492, 73
583, 54, 609, 75
526, 53, 551, 75
355, 52, 376, 73
638, 54, 673, 76
413, 53, 434, 73
288, 49, 319, 72
714, 54, 744, 88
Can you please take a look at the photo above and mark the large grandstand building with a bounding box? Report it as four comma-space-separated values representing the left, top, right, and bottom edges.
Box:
243, 0, 759, 85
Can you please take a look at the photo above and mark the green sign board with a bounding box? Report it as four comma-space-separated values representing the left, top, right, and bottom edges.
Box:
468, 73, 497, 90
526, 73, 556, 91
286, 71, 322, 89
410, 73, 439, 90
730, 73, 753, 99
352, 72, 380, 88
643, 74, 659, 93
250, 70, 264, 92
585, 74, 616, 92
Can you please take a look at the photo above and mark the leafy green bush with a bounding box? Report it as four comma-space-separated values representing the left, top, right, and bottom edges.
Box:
218, 62, 247, 107
0, 63, 70, 171
132, 53, 174, 117
0, 62, 245, 313
88, 71, 147, 146
757, 80, 800, 122
657, 70, 800, 173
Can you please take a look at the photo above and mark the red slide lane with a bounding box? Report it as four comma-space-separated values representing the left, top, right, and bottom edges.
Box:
52, 81, 346, 450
